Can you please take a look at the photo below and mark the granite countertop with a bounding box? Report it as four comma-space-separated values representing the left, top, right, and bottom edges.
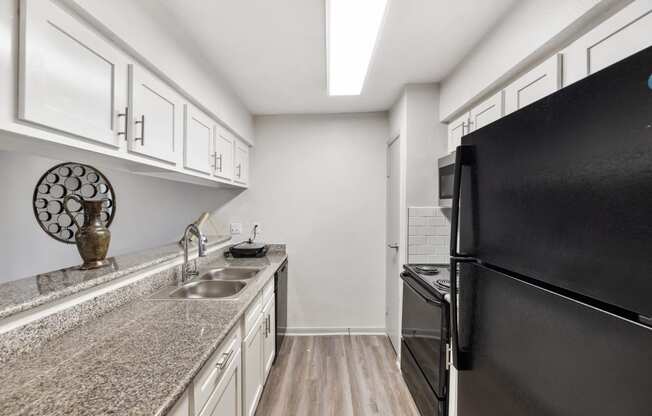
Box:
0, 248, 287, 416
0, 235, 232, 320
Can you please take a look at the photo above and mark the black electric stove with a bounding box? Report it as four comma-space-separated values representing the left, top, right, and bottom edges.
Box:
403, 263, 451, 299
400, 263, 451, 416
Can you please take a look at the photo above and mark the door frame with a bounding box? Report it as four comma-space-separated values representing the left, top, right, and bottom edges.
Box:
385, 133, 407, 365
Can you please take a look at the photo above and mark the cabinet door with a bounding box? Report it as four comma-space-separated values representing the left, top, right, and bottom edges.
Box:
169, 391, 190, 416
129, 65, 180, 164
563, 1, 652, 87
234, 140, 249, 186
447, 112, 469, 152
243, 319, 263, 416
18, 0, 125, 148
213, 126, 234, 181
504, 54, 561, 115
262, 299, 276, 379
202, 349, 242, 416
468, 91, 504, 132
184, 105, 213, 174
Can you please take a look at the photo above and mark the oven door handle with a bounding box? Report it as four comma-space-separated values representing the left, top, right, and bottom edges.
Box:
401, 273, 442, 306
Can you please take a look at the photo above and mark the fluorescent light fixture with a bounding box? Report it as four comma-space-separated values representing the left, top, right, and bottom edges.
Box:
327, 0, 388, 96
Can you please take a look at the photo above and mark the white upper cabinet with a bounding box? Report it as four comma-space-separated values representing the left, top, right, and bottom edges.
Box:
447, 112, 469, 153
213, 126, 235, 181
184, 104, 214, 175
469, 91, 504, 132
563, 1, 652, 87
128, 65, 181, 164
234, 139, 250, 186
18, 0, 126, 148
504, 54, 562, 115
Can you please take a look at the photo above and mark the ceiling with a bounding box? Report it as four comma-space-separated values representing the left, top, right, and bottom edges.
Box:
139, 0, 517, 115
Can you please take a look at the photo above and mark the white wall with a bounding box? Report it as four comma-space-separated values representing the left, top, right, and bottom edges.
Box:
0, 151, 239, 283
439, 0, 628, 120
404, 84, 449, 206
63, 0, 254, 143
212, 113, 388, 333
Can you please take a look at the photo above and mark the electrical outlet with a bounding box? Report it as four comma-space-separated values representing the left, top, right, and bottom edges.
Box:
230, 223, 242, 235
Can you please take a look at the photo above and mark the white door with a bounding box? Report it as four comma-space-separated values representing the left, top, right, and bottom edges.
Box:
129, 65, 180, 164
262, 299, 276, 379
234, 140, 249, 186
243, 319, 263, 416
468, 91, 504, 132
447, 112, 469, 153
386, 137, 401, 355
202, 349, 242, 416
504, 54, 562, 115
18, 0, 126, 148
184, 104, 213, 174
213, 126, 234, 181
563, 1, 652, 86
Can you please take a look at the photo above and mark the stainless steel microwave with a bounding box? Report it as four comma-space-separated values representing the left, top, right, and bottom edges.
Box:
437, 152, 455, 207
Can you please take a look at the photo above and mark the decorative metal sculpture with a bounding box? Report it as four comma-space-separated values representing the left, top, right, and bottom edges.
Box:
33, 163, 116, 269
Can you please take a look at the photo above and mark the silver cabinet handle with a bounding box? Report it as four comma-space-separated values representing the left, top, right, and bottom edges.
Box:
117, 107, 129, 140
216, 349, 233, 370
236, 164, 241, 178
217, 154, 223, 172
211, 152, 218, 170
134, 115, 145, 145
387, 243, 399, 249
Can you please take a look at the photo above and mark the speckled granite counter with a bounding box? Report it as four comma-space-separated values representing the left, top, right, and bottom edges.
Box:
0, 235, 231, 320
0, 246, 287, 416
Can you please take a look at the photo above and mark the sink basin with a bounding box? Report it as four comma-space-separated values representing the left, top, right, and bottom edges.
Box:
199, 267, 261, 281
167, 280, 246, 299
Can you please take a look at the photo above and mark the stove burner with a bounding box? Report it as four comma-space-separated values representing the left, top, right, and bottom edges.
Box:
435, 279, 450, 289
415, 265, 440, 274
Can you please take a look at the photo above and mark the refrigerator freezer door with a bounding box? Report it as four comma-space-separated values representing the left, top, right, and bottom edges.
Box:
456, 262, 652, 416
459, 46, 652, 317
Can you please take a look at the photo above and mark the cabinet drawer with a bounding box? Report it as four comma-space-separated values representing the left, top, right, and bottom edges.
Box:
262, 278, 274, 307
194, 327, 241, 415
244, 293, 262, 337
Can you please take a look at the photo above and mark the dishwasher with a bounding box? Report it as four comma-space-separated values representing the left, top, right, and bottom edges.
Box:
274, 259, 288, 361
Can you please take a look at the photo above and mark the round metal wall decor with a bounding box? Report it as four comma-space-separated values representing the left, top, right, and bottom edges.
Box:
33, 162, 116, 244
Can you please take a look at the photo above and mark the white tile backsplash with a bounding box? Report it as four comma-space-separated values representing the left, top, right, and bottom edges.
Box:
408, 206, 451, 264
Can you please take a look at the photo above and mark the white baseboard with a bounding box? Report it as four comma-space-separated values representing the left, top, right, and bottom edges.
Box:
285, 326, 386, 336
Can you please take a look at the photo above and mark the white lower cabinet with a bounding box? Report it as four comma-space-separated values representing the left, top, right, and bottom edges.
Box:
262, 298, 276, 379
167, 278, 281, 416
243, 314, 264, 416
200, 349, 242, 416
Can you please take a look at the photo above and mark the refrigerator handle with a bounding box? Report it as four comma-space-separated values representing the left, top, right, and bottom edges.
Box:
450, 145, 475, 371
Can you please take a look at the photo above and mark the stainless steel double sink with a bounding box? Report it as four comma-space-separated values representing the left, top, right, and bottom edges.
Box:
150, 267, 262, 300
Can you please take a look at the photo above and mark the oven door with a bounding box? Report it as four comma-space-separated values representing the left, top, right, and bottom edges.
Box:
401, 273, 449, 399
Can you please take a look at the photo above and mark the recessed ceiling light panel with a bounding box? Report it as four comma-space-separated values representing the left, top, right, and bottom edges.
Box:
327, 0, 388, 96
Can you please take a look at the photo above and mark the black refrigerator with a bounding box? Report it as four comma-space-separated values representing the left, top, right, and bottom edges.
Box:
449, 46, 652, 416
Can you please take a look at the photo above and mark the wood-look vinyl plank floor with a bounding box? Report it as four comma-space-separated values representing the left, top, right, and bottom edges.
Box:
255, 336, 420, 416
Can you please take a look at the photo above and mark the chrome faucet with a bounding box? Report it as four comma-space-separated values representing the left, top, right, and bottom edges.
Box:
181, 223, 207, 283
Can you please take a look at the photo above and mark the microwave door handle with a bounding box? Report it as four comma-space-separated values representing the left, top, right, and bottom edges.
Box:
450, 145, 477, 371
